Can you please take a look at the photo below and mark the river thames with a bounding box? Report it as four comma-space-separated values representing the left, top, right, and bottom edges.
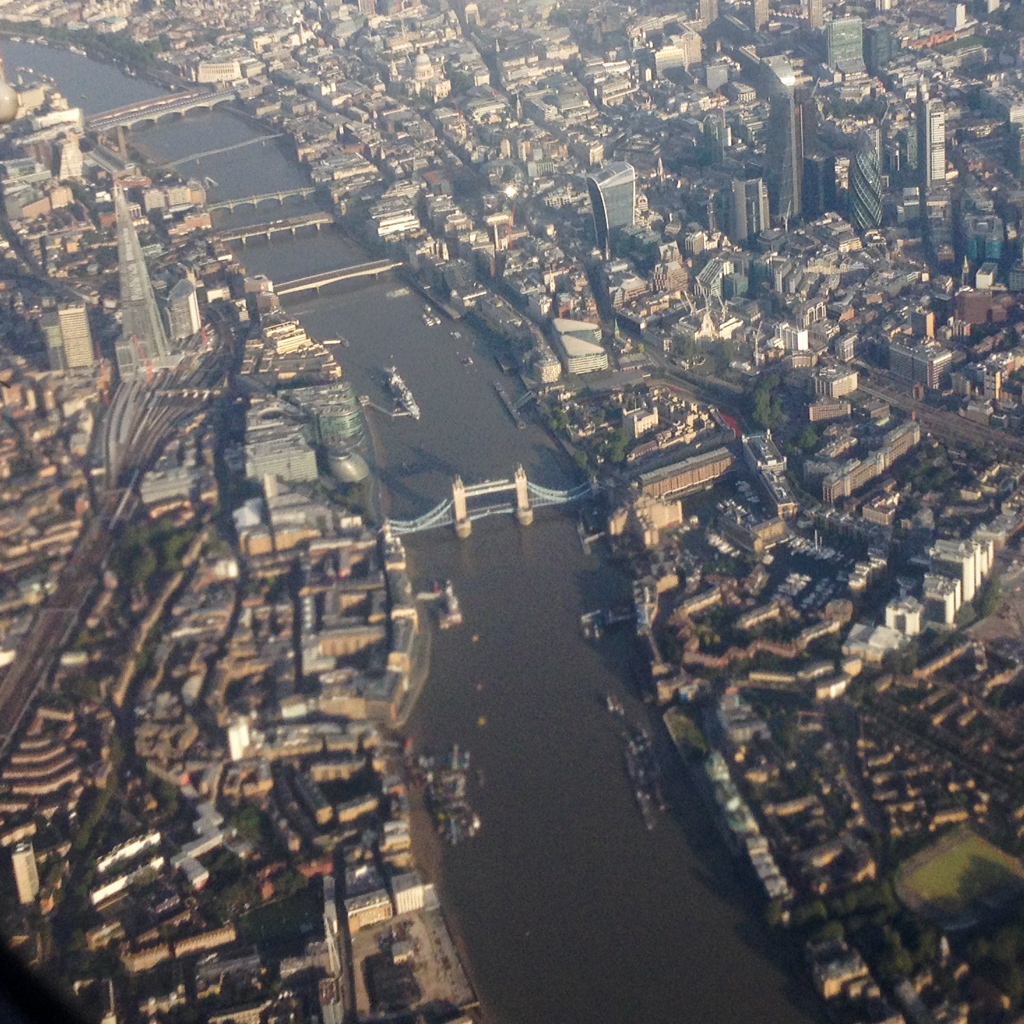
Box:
4, 41, 822, 1023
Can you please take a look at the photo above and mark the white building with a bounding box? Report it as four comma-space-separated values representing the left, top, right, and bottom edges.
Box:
923, 573, 961, 626
554, 333, 609, 375
392, 871, 426, 915
779, 323, 809, 352
623, 405, 659, 439
227, 718, 251, 762
885, 597, 922, 637
11, 842, 38, 905
930, 539, 980, 603
195, 60, 242, 84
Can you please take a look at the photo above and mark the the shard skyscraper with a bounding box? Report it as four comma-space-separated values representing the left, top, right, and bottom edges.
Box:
113, 185, 170, 379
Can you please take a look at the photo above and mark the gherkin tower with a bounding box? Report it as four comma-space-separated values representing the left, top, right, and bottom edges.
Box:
850, 135, 883, 232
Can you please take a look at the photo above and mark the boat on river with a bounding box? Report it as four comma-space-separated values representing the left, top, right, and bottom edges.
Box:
384, 365, 420, 420
493, 380, 526, 429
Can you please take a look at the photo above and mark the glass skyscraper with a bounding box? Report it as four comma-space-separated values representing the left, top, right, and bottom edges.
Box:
730, 178, 770, 243
766, 88, 803, 223
585, 162, 636, 256
826, 17, 864, 70
850, 135, 883, 232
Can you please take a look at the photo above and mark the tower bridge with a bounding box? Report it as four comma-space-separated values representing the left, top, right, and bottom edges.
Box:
387, 465, 592, 538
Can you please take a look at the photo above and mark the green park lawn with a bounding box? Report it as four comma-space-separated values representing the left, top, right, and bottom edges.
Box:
896, 829, 1024, 921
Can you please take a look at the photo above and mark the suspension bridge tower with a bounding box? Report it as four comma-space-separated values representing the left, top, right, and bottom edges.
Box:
453, 476, 472, 538
514, 463, 533, 526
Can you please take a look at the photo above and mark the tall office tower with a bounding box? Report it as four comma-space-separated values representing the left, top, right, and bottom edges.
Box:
703, 110, 729, 165
113, 186, 170, 378
700, 0, 719, 27
585, 162, 636, 257
803, 153, 837, 217
850, 134, 883, 232
916, 83, 946, 192
826, 16, 864, 69
766, 87, 803, 222
806, 0, 823, 29
863, 23, 896, 75
11, 842, 39, 905
167, 279, 201, 343
730, 178, 770, 242
41, 311, 66, 373
1011, 123, 1024, 174
58, 303, 94, 369
753, 0, 769, 31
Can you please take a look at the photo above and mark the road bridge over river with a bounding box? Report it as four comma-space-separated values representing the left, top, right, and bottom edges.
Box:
387, 465, 592, 538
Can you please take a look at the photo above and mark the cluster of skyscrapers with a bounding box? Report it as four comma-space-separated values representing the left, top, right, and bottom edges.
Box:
583, 13, 947, 253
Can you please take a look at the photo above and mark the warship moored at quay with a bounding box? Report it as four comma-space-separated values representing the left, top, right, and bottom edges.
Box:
384, 365, 420, 420
493, 380, 526, 429
624, 724, 666, 830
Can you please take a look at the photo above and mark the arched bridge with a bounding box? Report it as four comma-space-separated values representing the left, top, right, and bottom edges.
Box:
387, 465, 592, 538
87, 89, 238, 132
207, 187, 318, 212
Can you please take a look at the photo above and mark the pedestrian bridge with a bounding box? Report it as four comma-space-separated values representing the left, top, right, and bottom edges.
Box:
387, 465, 592, 537
276, 260, 402, 295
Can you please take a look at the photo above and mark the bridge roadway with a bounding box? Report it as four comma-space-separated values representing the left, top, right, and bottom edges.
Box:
207, 186, 317, 212
213, 211, 334, 244
86, 88, 237, 132
275, 259, 402, 295
387, 474, 591, 536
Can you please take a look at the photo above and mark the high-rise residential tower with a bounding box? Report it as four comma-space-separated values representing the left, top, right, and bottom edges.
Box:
58, 303, 94, 369
806, 0, 823, 29
753, 0, 769, 31
585, 162, 636, 256
916, 83, 946, 192
700, 0, 719, 27
11, 842, 39, 905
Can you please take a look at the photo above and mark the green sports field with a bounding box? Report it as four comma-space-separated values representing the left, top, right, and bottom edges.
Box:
895, 828, 1024, 925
